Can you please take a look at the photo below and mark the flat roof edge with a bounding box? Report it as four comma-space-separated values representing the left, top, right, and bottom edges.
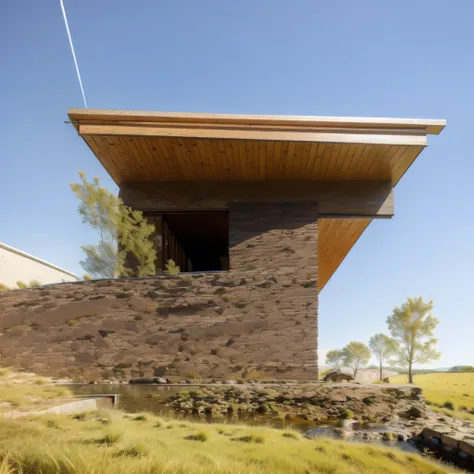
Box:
68, 109, 446, 135
0, 242, 79, 280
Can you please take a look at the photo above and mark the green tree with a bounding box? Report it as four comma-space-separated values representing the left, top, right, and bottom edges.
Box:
386, 297, 440, 384
325, 350, 344, 370
369, 333, 397, 381
71, 171, 157, 278
342, 342, 371, 377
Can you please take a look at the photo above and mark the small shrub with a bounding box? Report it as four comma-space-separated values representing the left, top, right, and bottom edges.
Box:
133, 414, 147, 421
302, 280, 316, 288
234, 434, 264, 444
165, 259, 180, 276
83, 274, 92, 280
154, 421, 162, 428
282, 432, 299, 440
16, 281, 27, 289
98, 430, 123, 445
115, 443, 149, 458
407, 406, 423, 418
0, 283, 10, 291
45, 419, 61, 429
134, 314, 143, 321
185, 432, 208, 442
29, 280, 41, 287
382, 431, 396, 442
210, 348, 219, 356
443, 401, 455, 410
363, 397, 376, 405
67, 319, 78, 327
257, 403, 270, 414
72, 413, 86, 420
338, 408, 354, 419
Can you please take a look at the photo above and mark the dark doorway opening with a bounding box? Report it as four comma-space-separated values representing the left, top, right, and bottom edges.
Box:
163, 212, 229, 272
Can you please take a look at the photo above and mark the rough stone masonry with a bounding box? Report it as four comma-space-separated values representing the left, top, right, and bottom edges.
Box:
0, 202, 318, 381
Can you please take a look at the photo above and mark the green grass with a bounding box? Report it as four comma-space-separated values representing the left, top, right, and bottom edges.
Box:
0, 410, 456, 474
389, 372, 474, 421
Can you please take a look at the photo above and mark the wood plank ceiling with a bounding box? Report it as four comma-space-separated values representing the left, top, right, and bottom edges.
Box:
69, 109, 445, 291
82, 135, 425, 185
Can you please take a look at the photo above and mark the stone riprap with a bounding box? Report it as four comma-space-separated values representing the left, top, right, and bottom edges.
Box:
166, 383, 425, 423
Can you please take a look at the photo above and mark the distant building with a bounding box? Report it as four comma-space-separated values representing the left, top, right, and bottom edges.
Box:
0, 242, 79, 287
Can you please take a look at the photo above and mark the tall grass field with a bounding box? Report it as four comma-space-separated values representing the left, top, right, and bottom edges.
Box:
389, 372, 474, 421
0, 410, 455, 474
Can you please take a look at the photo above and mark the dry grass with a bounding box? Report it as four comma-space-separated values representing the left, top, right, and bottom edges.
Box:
0, 370, 70, 412
0, 410, 456, 474
389, 372, 474, 421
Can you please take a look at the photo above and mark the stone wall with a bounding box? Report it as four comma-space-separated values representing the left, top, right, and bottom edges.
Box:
0, 273, 317, 381
417, 427, 474, 471
0, 202, 318, 381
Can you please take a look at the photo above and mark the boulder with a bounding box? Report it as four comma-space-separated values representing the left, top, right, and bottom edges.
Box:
323, 370, 355, 382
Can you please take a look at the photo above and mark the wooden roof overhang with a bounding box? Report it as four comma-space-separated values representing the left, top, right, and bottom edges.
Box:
68, 109, 445, 290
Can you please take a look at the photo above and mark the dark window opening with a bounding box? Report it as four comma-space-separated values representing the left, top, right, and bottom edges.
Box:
145, 212, 229, 273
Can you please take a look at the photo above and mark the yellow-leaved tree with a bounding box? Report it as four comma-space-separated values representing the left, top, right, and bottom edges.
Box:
387, 297, 440, 384
71, 171, 157, 279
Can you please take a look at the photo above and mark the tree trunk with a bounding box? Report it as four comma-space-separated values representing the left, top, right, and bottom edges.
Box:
354, 367, 358, 377
379, 361, 383, 381
408, 362, 413, 384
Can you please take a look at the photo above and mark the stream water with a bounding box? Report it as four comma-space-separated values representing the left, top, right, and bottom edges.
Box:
68, 384, 420, 453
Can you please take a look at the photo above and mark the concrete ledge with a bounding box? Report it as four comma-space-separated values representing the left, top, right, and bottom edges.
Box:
2, 395, 118, 419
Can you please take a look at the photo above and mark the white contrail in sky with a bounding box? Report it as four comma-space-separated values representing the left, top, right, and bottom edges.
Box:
59, 0, 88, 108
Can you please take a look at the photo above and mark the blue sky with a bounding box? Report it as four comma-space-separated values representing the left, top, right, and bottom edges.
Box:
1, 1, 473, 368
